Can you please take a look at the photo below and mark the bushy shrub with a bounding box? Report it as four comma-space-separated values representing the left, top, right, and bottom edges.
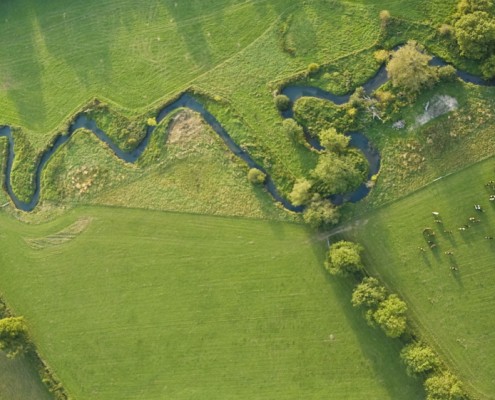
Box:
282, 118, 305, 144
438, 65, 457, 81
438, 24, 454, 36
454, 11, 495, 60
372, 294, 408, 338
374, 49, 390, 63
481, 54, 495, 79
302, 197, 340, 228
146, 117, 157, 126
351, 277, 387, 308
325, 240, 364, 276
289, 178, 313, 206
0, 317, 29, 358
387, 41, 439, 95
311, 150, 368, 196
400, 342, 440, 375
318, 128, 350, 154
274, 94, 291, 111
307, 63, 320, 75
457, 0, 493, 14
424, 371, 465, 400
247, 168, 266, 184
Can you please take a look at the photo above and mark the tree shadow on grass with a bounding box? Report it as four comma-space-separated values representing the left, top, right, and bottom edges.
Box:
308, 242, 425, 400
162, 2, 216, 70
2, 9, 46, 130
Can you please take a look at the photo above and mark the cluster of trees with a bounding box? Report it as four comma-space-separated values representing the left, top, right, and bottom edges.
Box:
386, 41, 456, 97
453, 0, 495, 79
287, 128, 368, 227
324, 241, 467, 399
401, 342, 465, 400
352, 276, 408, 338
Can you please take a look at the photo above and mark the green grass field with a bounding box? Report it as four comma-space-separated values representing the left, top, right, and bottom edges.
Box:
0, 353, 52, 400
0, 207, 423, 400
4, 0, 495, 398
342, 157, 495, 398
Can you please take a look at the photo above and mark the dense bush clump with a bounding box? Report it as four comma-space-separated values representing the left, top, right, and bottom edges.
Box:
425, 371, 465, 400
302, 196, 340, 228
351, 277, 387, 308
274, 94, 291, 111
400, 342, 440, 376
325, 240, 364, 276
247, 168, 266, 184
387, 41, 439, 96
0, 317, 29, 358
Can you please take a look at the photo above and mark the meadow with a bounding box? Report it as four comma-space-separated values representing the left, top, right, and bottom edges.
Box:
2, 0, 495, 398
342, 157, 495, 398
0, 353, 51, 400
0, 207, 423, 400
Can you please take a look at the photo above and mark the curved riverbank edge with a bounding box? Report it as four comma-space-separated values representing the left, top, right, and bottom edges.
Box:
3, 51, 492, 213
0, 92, 378, 213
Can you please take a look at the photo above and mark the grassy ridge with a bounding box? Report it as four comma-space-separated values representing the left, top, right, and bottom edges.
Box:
0, 207, 423, 399
342, 157, 495, 398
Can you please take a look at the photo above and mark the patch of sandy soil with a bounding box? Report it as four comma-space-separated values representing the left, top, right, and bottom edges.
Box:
416, 95, 458, 126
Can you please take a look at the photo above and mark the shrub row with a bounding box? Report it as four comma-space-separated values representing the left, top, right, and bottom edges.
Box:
325, 240, 469, 400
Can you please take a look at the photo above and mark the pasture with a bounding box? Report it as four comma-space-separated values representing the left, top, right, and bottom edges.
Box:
0, 353, 51, 400
342, 157, 495, 398
2, 0, 494, 398
0, 207, 423, 399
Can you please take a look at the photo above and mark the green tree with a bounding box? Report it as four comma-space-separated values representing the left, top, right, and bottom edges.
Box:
351, 277, 387, 308
400, 342, 440, 375
311, 151, 368, 195
372, 294, 408, 338
302, 197, 340, 228
319, 128, 350, 154
247, 168, 266, 184
289, 178, 313, 206
274, 94, 291, 111
481, 54, 495, 79
0, 317, 29, 358
325, 240, 363, 276
454, 11, 495, 60
457, 0, 493, 15
387, 41, 438, 95
424, 371, 465, 400
283, 118, 305, 144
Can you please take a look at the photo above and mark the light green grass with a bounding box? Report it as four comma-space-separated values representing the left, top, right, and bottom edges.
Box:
342, 156, 495, 399
0, 353, 52, 400
0, 207, 423, 400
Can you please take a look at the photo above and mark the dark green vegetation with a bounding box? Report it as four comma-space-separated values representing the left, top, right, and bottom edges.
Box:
0, 353, 52, 400
0, 208, 424, 400
343, 157, 495, 398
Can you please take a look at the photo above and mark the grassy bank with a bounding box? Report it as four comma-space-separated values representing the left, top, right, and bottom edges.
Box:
0, 206, 423, 399
342, 156, 495, 398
